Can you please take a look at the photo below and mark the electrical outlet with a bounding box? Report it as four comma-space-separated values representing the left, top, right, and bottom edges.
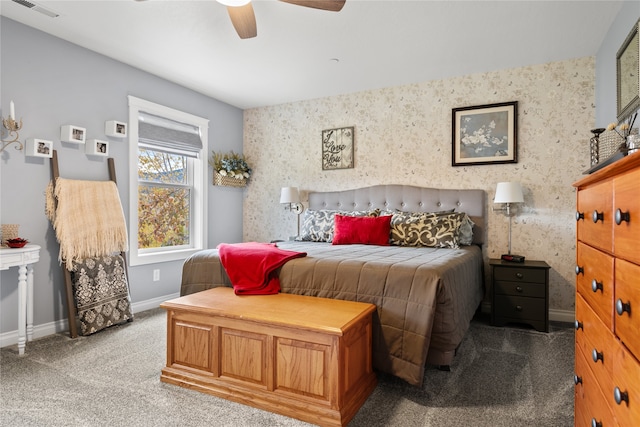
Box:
153, 269, 160, 281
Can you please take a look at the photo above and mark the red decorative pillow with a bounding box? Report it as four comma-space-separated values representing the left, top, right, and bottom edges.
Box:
332, 214, 391, 246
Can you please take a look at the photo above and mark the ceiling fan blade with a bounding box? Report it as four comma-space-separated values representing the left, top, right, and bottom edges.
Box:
227, 3, 257, 39
279, 0, 346, 12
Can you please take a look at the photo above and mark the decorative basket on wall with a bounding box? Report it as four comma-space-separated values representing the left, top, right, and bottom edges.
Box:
213, 171, 247, 188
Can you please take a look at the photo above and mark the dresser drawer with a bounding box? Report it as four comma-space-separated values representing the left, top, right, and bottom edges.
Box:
493, 280, 545, 298
575, 344, 615, 427
576, 179, 613, 253
613, 166, 640, 265
493, 266, 546, 283
614, 259, 640, 358
577, 242, 614, 330
612, 341, 640, 426
575, 294, 615, 400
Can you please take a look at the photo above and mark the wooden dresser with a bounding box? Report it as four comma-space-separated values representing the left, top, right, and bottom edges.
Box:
573, 153, 640, 426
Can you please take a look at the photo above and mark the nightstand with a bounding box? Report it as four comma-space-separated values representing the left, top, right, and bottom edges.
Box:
490, 259, 550, 332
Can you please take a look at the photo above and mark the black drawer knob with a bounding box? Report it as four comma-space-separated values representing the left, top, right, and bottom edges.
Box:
592, 348, 604, 364
574, 374, 582, 385
575, 320, 583, 331
575, 265, 584, 275
592, 210, 604, 223
615, 208, 630, 225
614, 386, 629, 406
591, 279, 603, 293
576, 211, 584, 221
515, 272, 524, 279
516, 286, 523, 293
591, 418, 602, 427
616, 299, 631, 316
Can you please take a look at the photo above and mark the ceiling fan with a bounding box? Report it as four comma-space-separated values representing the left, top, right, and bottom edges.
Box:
218, 0, 346, 39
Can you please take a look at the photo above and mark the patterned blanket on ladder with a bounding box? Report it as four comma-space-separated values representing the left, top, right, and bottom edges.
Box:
70, 254, 133, 336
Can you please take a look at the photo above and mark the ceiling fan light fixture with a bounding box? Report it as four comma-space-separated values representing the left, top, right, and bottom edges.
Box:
217, 0, 251, 6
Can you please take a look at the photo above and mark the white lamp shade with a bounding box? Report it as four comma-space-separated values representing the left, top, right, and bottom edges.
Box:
216, 0, 251, 6
494, 182, 524, 204
280, 187, 300, 204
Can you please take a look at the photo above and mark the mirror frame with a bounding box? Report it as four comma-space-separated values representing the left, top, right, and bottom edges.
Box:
617, 18, 640, 122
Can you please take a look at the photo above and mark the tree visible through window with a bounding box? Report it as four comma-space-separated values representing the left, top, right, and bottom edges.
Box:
137, 149, 191, 249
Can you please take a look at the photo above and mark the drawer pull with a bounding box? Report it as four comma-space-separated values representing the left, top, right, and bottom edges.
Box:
592, 210, 604, 223
575, 265, 584, 275
592, 348, 604, 364
515, 272, 523, 279
614, 387, 629, 406
616, 299, 631, 316
516, 286, 523, 293
576, 211, 584, 221
591, 419, 602, 427
615, 208, 630, 225
574, 374, 582, 385
591, 279, 603, 293
574, 320, 583, 331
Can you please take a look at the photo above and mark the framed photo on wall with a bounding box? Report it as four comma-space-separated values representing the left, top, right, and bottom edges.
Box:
452, 101, 518, 166
60, 125, 86, 144
25, 138, 53, 158
85, 139, 109, 156
322, 126, 354, 170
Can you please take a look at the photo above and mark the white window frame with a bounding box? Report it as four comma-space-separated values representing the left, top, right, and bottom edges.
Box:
128, 96, 208, 266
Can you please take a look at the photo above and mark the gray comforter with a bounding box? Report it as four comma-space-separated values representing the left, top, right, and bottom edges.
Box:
180, 242, 483, 386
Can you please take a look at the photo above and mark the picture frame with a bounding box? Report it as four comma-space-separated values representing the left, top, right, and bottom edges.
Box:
25, 138, 53, 158
617, 18, 640, 122
105, 120, 127, 138
60, 125, 86, 144
321, 126, 354, 170
452, 101, 518, 166
85, 139, 109, 156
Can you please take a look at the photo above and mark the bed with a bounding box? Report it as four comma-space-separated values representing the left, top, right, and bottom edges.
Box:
180, 185, 486, 387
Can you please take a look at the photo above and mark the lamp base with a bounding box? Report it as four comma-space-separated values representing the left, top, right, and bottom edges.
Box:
501, 254, 525, 263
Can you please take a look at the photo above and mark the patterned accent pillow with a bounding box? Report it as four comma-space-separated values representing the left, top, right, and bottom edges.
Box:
458, 214, 475, 246
297, 209, 379, 242
389, 211, 437, 246
390, 211, 466, 248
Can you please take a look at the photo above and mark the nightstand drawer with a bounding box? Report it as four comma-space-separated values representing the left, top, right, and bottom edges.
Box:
493, 266, 546, 283
494, 280, 545, 298
493, 295, 545, 321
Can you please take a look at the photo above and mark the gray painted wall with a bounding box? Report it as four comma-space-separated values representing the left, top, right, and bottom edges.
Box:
0, 17, 244, 338
595, 2, 640, 125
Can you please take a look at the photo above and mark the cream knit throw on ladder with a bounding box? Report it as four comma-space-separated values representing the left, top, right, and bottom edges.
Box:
46, 178, 128, 270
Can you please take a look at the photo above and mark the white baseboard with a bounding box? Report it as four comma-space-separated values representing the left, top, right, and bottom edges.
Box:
0, 292, 179, 350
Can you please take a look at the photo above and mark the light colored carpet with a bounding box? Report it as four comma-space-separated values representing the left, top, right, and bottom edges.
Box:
0, 308, 574, 426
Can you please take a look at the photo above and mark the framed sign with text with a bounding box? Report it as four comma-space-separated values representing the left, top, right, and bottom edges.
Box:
322, 126, 354, 170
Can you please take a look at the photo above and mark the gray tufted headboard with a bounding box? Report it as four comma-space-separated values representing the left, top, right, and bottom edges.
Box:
308, 184, 486, 245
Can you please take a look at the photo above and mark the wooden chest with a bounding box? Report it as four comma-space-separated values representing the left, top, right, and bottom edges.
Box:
160, 287, 377, 427
573, 153, 640, 426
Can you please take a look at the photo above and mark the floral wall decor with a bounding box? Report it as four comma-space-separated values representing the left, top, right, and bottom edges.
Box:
210, 151, 252, 188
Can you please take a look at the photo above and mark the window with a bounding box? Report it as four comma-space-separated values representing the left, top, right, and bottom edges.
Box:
128, 96, 208, 266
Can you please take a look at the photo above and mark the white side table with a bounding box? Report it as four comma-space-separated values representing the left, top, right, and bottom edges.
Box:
0, 244, 41, 355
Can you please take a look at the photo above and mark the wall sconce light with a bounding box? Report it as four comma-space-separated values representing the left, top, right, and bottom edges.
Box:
280, 186, 304, 237
493, 181, 524, 258
1, 101, 24, 153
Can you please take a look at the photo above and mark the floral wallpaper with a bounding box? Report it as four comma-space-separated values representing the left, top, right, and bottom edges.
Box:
242, 57, 595, 318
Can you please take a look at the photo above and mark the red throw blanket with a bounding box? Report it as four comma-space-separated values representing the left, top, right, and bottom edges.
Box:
217, 242, 307, 295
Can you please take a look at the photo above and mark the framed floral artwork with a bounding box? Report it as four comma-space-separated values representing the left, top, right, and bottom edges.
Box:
452, 101, 518, 166
322, 126, 354, 170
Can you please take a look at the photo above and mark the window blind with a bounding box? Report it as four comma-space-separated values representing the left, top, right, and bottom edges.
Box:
139, 111, 202, 157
